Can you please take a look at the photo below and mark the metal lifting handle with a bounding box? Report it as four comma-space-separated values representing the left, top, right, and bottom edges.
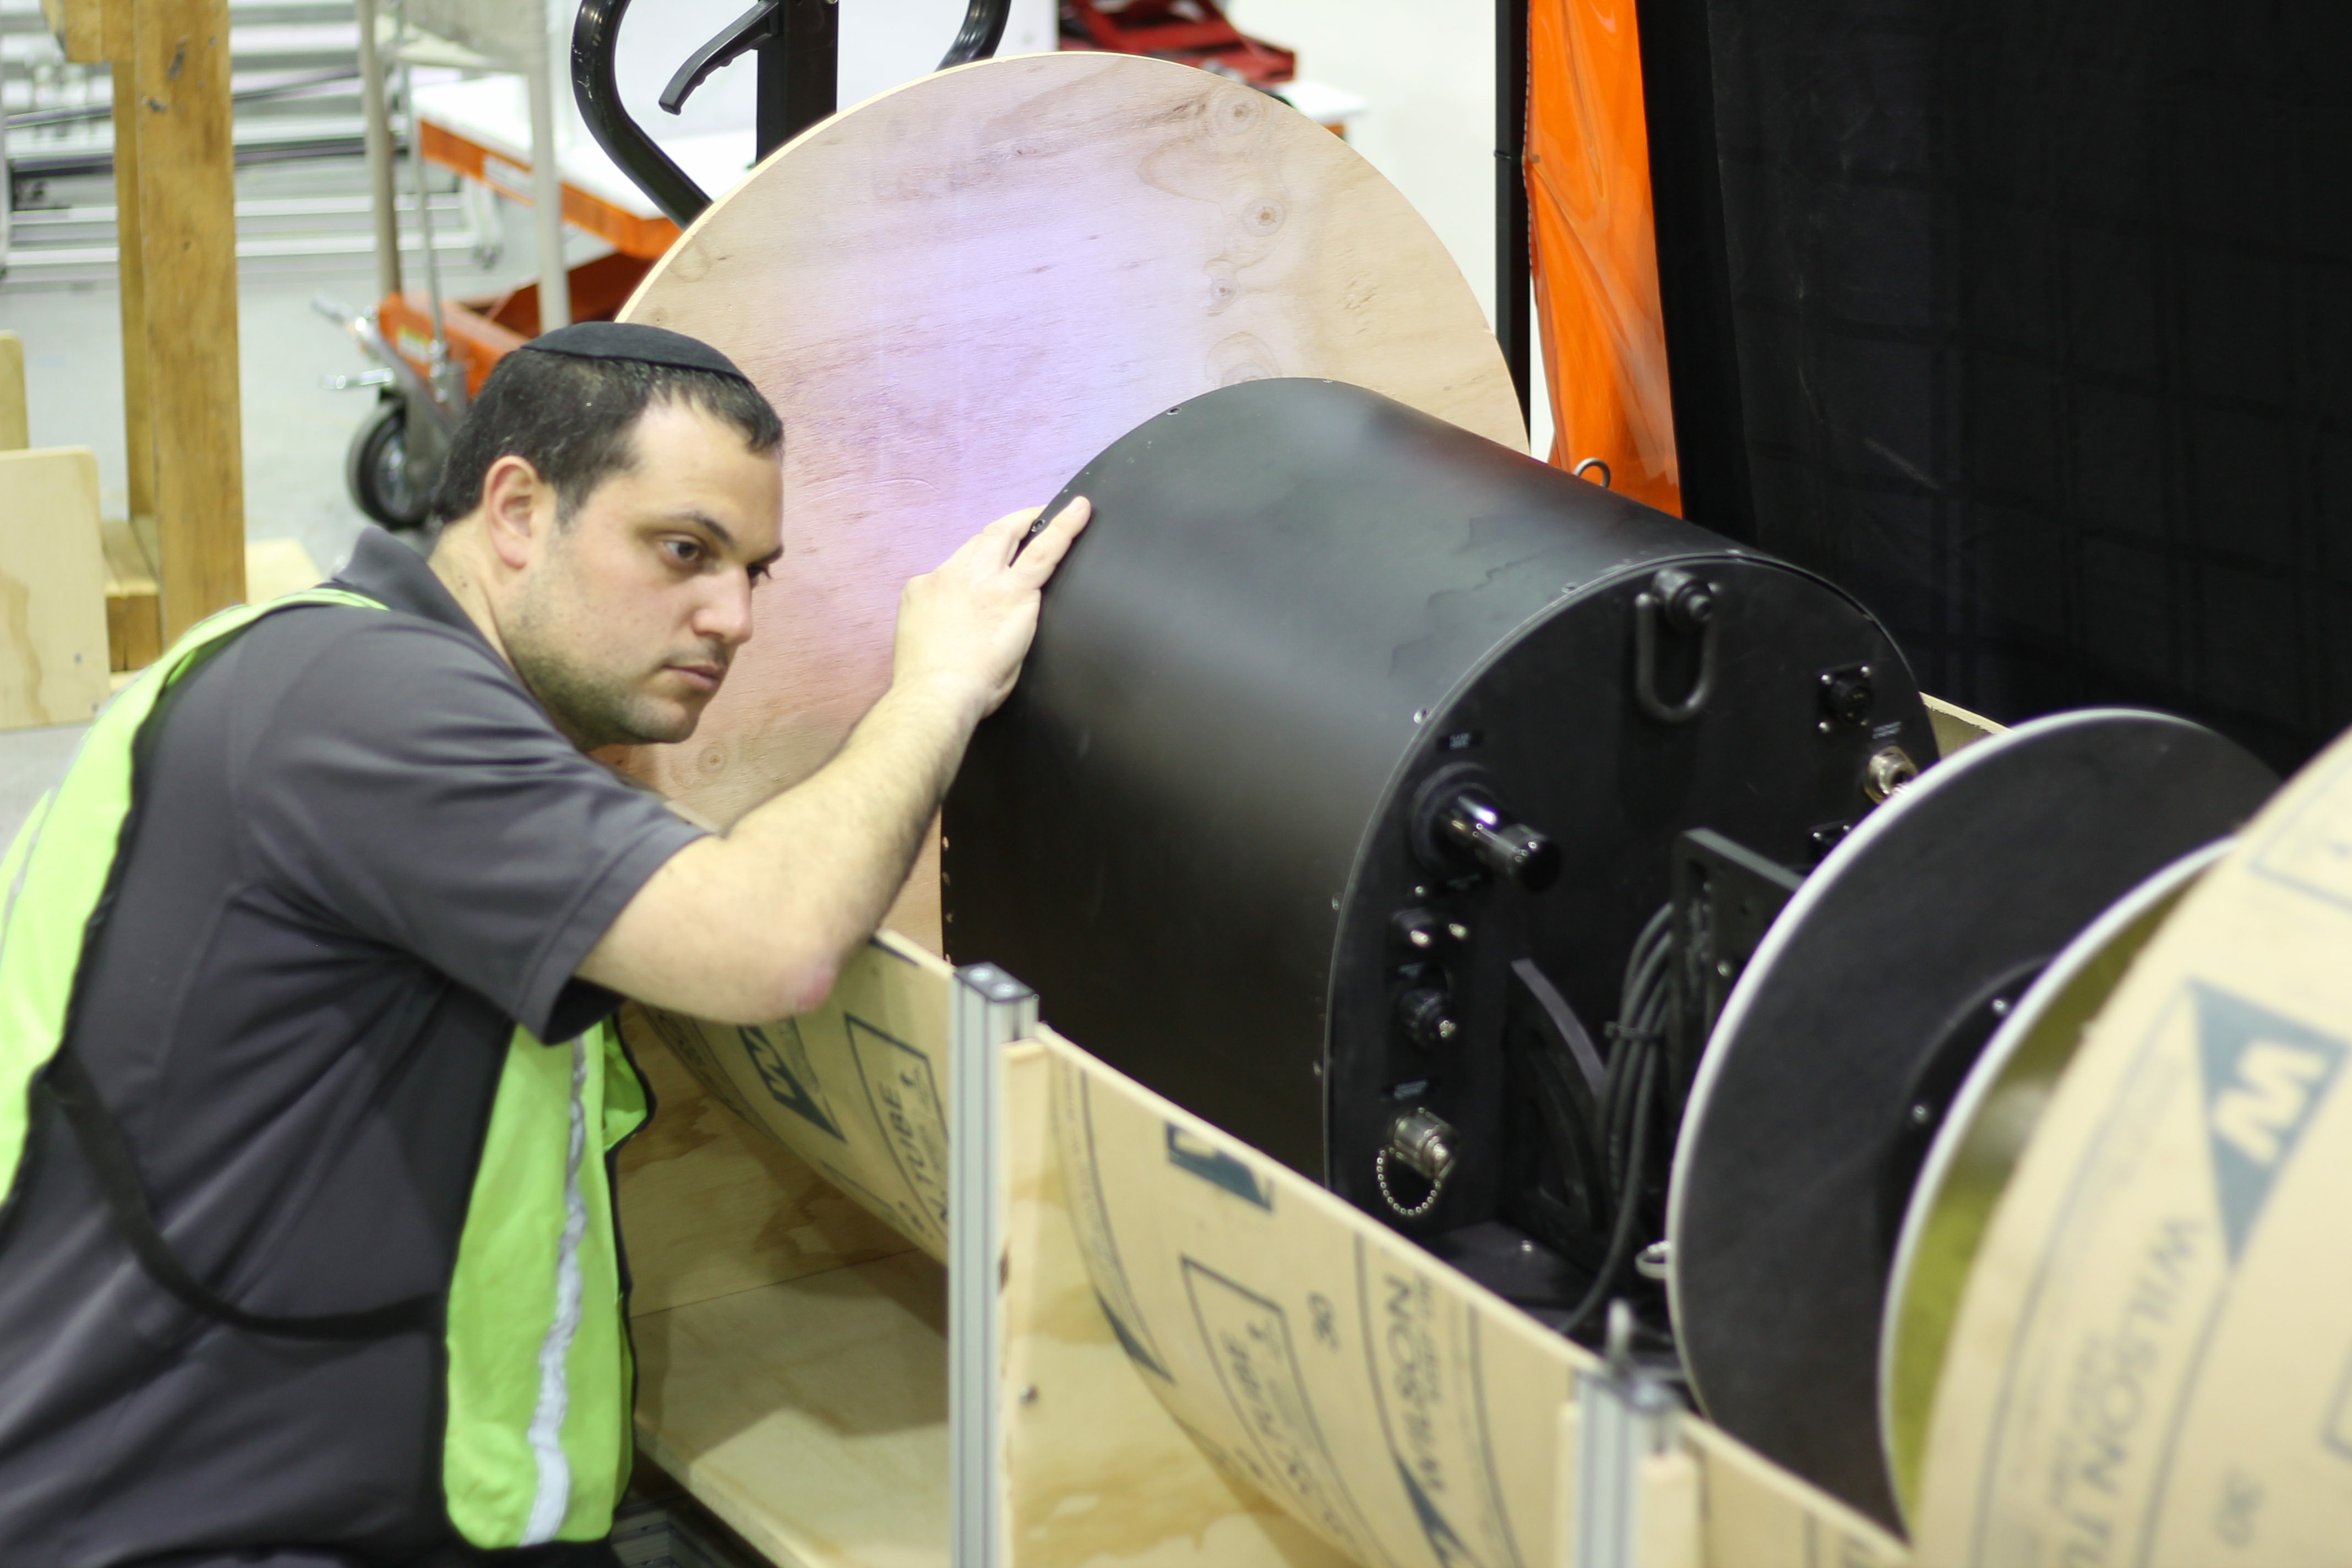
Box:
573, 0, 710, 227
1632, 567, 1719, 725
938, 0, 1014, 68
573, 0, 1013, 228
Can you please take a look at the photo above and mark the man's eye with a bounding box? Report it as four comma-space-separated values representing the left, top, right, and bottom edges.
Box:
662, 538, 703, 565
748, 561, 773, 585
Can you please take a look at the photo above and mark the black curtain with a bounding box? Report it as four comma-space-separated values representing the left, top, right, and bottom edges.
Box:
1640, 0, 2352, 772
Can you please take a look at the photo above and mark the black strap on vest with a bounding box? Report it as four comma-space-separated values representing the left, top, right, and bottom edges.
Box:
41, 1050, 437, 1341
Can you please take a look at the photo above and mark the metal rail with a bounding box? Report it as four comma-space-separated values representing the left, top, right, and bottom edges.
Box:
949, 962, 1037, 1568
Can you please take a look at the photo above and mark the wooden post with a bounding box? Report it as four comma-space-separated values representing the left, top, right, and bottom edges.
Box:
122, 0, 245, 639
105, 6, 156, 528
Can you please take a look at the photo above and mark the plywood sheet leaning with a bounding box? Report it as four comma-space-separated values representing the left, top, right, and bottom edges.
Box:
1917, 725, 2352, 1565
1040, 1030, 1909, 1568
614, 51, 1524, 949
0, 448, 113, 732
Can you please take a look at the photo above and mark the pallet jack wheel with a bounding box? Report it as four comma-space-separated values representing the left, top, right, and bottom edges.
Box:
346, 398, 433, 530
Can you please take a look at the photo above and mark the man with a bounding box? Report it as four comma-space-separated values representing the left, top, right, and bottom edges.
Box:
0, 321, 1088, 1567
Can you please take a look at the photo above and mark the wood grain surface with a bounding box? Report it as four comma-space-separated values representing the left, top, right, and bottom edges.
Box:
615, 51, 1522, 951
626, 1040, 1380, 1568
630, 1248, 950, 1568
126, 0, 246, 636
616, 1008, 913, 1319
0, 448, 113, 732
623, 936, 1906, 1567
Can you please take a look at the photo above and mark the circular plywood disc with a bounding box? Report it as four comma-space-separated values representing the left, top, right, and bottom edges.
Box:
1879, 839, 2226, 1523
1915, 727, 2352, 1566
1665, 710, 2277, 1530
616, 53, 1523, 950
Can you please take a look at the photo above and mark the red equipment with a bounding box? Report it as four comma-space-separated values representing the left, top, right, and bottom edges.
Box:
1058, 0, 1296, 85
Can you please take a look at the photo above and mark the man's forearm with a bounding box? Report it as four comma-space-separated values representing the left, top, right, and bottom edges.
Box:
726, 674, 979, 981
584, 496, 1087, 1021
581, 675, 982, 1021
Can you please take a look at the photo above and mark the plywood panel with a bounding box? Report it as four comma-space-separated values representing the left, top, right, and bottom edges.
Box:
616, 52, 1523, 950
617, 1008, 914, 1317
1040, 1032, 1910, 1568
0, 448, 113, 732
627, 1033, 1372, 1568
1921, 694, 2002, 759
1684, 1423, 1901, 1568
636, 934, 959, 1262
633, 937, 1905, 1568
633, 1250, 950, 1568
1001, 1049, 1358, 1568
242, 538, 323, 603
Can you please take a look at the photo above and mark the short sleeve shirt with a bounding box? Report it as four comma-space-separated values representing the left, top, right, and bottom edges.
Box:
0, 528, 707, 1566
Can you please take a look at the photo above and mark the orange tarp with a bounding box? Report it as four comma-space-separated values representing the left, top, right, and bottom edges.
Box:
1526, 0, 1681, 515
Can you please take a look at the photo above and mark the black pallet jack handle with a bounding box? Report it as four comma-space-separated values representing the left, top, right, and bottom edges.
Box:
573, 0, 1012, 228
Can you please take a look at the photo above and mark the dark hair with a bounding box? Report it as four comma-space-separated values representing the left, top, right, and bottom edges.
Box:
428, 349, 783, 525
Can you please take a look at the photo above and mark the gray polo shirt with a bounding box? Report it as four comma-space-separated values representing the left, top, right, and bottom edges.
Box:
0, 528, 707, 1567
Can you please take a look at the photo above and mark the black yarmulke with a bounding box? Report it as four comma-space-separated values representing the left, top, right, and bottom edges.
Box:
519, 320, 751, 382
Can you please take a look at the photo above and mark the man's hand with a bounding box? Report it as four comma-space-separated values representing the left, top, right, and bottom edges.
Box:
892, 498, 1091, 723
581, 495, 1092, 1022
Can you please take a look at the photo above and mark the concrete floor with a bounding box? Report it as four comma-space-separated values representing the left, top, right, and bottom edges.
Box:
0, 722, 86, 846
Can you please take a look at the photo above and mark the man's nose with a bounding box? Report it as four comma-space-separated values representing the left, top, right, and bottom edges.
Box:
694, 573, 756, 648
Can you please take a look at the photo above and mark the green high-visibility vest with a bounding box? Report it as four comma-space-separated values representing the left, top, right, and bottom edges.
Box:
0, 590, 644, 1549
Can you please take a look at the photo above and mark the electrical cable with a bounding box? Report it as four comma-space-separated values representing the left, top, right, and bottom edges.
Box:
1560, 1040, 1659, 1337
1602, 904, 1673, 1201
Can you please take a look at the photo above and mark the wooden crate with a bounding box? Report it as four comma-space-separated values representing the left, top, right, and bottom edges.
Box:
617, 939, 1903, 1568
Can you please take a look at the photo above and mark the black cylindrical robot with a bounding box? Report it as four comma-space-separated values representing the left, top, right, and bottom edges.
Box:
944, 379, 1934, 1275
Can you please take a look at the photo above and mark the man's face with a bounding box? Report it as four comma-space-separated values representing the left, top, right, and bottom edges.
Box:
503, 400, 783, 749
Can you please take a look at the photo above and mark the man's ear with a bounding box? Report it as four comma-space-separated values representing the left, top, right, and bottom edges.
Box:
479, 454, 549, 570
